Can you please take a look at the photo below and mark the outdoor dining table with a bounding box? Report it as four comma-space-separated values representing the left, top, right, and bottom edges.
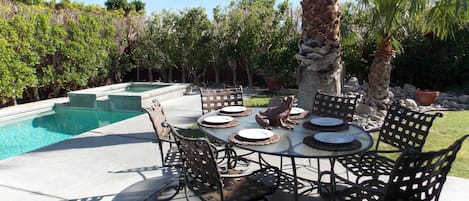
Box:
197, 107, 373, 200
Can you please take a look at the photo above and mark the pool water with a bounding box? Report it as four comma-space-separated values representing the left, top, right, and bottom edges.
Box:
125, 84, 169, 93
0, 108, 141, 160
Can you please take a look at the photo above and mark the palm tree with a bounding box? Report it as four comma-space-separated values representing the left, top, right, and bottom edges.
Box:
361, 0, 467, 109
295, 0, 343, 110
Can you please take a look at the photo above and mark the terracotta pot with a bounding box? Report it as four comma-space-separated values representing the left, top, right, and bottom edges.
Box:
415, 90, 439, 106
264, 77, 283, 91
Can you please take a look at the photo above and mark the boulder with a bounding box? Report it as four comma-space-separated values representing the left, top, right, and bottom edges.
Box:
359, 83, 368, 91
403, 84, 416, 98
458, 95, 469, 104
355, 103, 375, 115
376, 109, 387, 118
448, 101, 460, 109
405, 98, 418, 109
346, 77, 360, 88
369, 114, 383, 122
391, 86, 403, 98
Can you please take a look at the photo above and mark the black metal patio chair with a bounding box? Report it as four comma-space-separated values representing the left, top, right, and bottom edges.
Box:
200, 86, 244, 114
322, 134, 469, 201
337, 101, 443, 182
199, 86, 253, 168
143, 99, 183, 168
302, 92, 360, 176
172, 126, 281, 201
311, 91, 360, 123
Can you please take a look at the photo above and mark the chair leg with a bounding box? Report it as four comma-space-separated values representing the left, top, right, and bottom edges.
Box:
280, 156, 283, 171
317, 158, 322, 194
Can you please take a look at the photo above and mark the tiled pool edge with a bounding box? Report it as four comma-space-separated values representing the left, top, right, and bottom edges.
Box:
68, 82, 191, 111
0, 82, 191, 123
0, 97, 69, 124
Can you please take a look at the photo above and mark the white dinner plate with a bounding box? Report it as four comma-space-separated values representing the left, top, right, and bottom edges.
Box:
310, 117, 344, 127
238, 129, 274, 140
203, 116, 234, 124
290, 107, 305, 115
314, 132, 354, 144
221, 106, 247, 113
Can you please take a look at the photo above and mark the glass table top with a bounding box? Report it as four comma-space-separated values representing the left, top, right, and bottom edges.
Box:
198, 107, 373, 158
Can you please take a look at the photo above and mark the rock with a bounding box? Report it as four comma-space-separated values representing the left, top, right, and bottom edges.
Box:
376, 109, 387, 118
448, 101, 460, 109
458, 95, 469, 104
342, 85, 356, 93
462, 104, 469, 110
388, 91, 394, 99
369, 114, 383, 121
439, 92, 451, 99
403, 84, 416, 98
405, 99, 418, 109
346, 77, 360, 88
359, 83, 368, 91
355, 103, 375, 115
391, 86, 403, 98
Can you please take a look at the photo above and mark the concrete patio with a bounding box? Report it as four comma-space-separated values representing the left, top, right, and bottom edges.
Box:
0, 93, 468, 201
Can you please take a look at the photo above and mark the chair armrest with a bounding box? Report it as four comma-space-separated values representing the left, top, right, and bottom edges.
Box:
367, 149, 402, 154
220, 166, 280, 179
159, 138, 176, 144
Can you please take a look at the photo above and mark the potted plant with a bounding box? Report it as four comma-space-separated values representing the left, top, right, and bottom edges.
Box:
415, 89, 440, 106
263, 76, 283, 91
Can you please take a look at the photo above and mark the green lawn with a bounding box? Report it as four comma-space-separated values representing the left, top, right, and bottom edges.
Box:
425, 111, 469, 178
244, 93, 469, 178
244, 91, 286, 107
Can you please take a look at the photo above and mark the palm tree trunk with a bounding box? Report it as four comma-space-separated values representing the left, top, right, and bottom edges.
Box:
365, 36, 395, 109
295, 0, 343, 110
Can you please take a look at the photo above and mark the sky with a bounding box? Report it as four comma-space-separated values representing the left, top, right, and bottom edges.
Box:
76, 0, 302, 16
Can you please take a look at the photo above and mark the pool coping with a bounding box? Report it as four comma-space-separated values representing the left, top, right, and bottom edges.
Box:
67, 82, 191, 111
0, 97, 69, 124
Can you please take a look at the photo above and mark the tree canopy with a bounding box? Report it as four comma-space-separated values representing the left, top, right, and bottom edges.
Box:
0, 0, 467, 107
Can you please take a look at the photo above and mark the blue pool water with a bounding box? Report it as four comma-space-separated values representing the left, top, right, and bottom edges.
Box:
0, 108, 141, 160
125, 83, 170, 93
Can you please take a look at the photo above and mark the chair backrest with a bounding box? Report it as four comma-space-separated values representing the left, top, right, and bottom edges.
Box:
200, 86, 244, 114
143, 100, 171, 141
377, 102, 443, 151
384, 134, 469, 201
311, 91, 360, 123
171, 127, 224, 198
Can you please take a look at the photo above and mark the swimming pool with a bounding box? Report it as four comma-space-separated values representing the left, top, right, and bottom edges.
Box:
67, 82, 190, 111
124, 83, 171, 93
0, 107, 141, 160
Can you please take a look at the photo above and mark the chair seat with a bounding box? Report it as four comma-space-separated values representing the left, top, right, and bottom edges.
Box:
195, 167, 279, 201
338, 152, 395, 178
163, 146, 183, 167
323, 178, 387, 201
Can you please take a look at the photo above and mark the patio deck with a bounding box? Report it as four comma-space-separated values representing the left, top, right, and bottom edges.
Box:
0, 93, 467, 201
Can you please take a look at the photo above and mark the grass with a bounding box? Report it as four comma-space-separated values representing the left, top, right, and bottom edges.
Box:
244, 91, 285, 107
243, 93, 469, 178
425, 111, 469, 178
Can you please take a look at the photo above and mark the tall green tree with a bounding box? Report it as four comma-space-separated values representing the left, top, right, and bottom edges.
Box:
104, 0, 128, 11
208, 6, 230, 86
0, 15, 38, 105
361, 0, 468, 109
129, 0, 144, 12
174, 7, 211, 84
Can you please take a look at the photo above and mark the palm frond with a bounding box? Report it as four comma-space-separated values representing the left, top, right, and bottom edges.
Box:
425, 0, 466, 40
